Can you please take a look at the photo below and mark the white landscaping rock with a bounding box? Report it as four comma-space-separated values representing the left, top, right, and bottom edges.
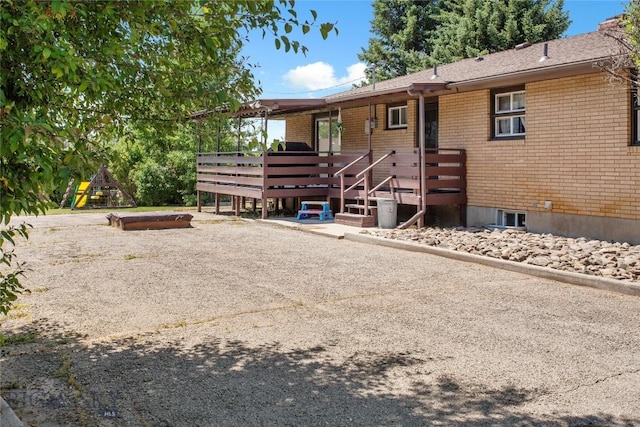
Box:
369, 227, 640, 282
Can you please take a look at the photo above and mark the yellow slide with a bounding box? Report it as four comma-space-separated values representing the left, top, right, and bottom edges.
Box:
72, 181, 90, 208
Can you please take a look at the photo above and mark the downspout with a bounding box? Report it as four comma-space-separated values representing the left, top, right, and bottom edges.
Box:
418, 93, 426, 217
399, 88, 426, 228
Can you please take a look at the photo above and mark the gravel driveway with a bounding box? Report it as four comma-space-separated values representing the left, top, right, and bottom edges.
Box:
2, 211, 640, 426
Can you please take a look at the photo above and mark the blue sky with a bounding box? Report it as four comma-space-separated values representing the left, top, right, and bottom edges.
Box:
242, 0, 628, 140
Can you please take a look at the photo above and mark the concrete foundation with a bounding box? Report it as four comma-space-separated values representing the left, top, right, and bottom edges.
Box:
467, 206, 640, 245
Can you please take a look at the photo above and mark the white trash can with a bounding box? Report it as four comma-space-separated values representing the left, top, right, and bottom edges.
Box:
377, 198, 398, 229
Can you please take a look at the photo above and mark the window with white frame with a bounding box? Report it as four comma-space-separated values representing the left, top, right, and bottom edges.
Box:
387, 104, 408, 129
497, 209, 526, 228
493, 89, 525, 138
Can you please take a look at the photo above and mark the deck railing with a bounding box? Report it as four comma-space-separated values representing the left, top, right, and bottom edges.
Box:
196, 148, 466, 220
196, 151, 369, 217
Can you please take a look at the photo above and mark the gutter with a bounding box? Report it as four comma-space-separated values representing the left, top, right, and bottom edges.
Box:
327, 56, 618, 106
446, 59, 612, 92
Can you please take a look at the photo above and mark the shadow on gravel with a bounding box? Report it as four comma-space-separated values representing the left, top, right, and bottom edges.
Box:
2, 323, 638, 427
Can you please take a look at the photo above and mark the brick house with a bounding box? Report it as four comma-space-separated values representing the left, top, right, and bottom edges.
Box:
197, 19, 639, 244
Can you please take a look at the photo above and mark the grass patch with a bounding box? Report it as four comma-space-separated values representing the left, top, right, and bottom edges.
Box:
34, 287, 50, 293
46, 206, 196, 215
196, 219, 226, 225
1, 380, 21, 390
124, 254, 139, 260
2, 303, 30, 320
159, 319, 187, 329
6, 311, 29, 320
240, 211, 262, 219
55, 354, 83, 393
49, 253, 100, 266
0, 332, 39, 346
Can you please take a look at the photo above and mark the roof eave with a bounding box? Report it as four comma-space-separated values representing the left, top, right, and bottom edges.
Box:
447, 59, 614, 92
233, 99, 327, 118
325, 82, 449, 106
187, 99, 328, 120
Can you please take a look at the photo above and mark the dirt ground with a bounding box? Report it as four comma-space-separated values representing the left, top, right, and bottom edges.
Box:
2, 211, 640, 426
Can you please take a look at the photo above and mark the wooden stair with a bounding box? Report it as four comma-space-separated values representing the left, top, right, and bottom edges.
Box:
335, 196, 379, 227
334, 212, 377, 227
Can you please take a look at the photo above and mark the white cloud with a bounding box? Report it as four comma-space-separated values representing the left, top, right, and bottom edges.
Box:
282, 61, 367, 91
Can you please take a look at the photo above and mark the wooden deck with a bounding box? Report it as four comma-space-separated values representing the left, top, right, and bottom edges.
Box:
196, 149, 466, 223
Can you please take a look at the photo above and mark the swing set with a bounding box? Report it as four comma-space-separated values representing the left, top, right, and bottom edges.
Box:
60, 165, 136, 210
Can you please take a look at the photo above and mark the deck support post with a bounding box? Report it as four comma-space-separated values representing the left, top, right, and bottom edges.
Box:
197, 190, 202, 212
262, 151, 269, 219
418, 92, 426, 228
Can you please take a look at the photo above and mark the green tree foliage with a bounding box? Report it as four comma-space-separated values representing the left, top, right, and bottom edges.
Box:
106, 117, 263, 206
358, 0, 442, 81
359, 0, 570, 83
109, 124, 199, 207
431, 0, 570, 65
620, 2, 640, 83
0, 223, 29, 316
0, 0, 336, 314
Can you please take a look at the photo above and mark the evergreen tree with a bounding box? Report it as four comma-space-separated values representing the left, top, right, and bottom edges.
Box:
431, 0, 570, 65
358, 0, 442, 82
359, 0, 570, 83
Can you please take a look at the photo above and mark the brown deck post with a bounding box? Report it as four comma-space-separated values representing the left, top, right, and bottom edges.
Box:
197, 190, 202, 212
262, 152, 269, 219
215, 193, 220, 215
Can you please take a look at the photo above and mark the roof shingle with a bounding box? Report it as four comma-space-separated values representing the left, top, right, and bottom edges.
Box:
327, 31, 623, 102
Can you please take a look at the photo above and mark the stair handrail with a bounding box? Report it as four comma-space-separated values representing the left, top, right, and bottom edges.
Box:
369, 175, 394, 195
333, 152, 370, 177
356, 151, 395, 214
345, 176, 366, 193
356, 150, 395, 178
334, 151, 371, 214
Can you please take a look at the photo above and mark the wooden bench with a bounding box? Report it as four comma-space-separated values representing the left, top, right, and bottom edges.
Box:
296, 201, 333, 221
106, 212, 193, 230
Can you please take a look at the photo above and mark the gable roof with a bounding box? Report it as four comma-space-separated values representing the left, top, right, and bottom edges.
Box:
199, 26, 626, 120
326, 30, 624, 105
